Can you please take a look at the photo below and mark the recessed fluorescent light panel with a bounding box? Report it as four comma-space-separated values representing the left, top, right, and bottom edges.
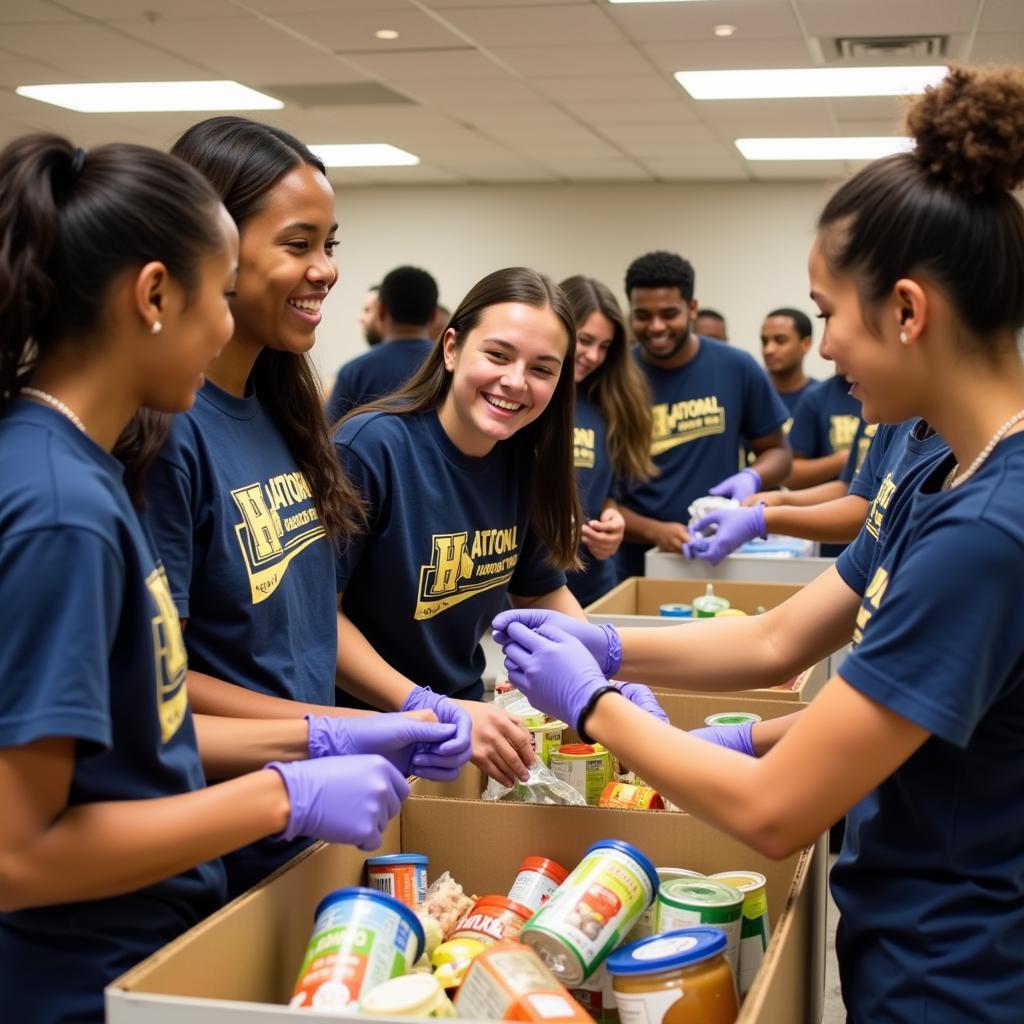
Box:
677, 65, 947, 100
736, 137, 913, 161
16, 81, 282, 112
309, 144, 420, 168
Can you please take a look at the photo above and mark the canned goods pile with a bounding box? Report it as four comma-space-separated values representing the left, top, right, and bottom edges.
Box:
289, 843, 769, 1023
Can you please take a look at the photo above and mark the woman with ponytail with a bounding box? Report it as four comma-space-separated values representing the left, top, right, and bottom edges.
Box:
494, 65, 1024, 1022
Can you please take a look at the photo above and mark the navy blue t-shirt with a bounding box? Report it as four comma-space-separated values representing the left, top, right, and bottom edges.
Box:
787, 374, 863, 464
831, 432, 1024, 1023
775, 377, 818, 424
617, 338, 788, 577
335, 410, 565, 704
144, 379, 337, 896
567, 386, 616, 607
839, 419, 879, 486
326, 337, 434, 424
0, 402, 225, 1024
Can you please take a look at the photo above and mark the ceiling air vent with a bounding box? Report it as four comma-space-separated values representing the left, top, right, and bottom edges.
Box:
835, 35, 947, 59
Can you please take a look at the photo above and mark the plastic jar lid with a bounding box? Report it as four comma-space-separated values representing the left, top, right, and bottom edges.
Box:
361, 973, 448, 1016
313, 887, 426, 959
584, 840, 660, 896
365, 853, 429, 866
518, 857, 569, 884
468, 894, 534, 919
557, 743, 598, 756
606, 928, 728, 975
659, 879, 743, 909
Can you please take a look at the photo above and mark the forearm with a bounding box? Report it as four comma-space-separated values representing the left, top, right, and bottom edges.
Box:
767, 480, 849, 507
194, 715, 309, 779
748, 445, 792, 489
750, 711, 802, 755
620, 506, 663, 545
764, 495, 868, 543
0, 771, 288, 911
510, 585, 587, 621
335, 610, 417, 711
784, 450, 849, 489
187, 670, 372, 721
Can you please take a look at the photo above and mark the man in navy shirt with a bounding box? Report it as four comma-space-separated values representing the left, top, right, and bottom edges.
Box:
759, 307, 818, 426
787, 374, 863, 489
616, 251, 791, 578
325, 265, 439, 422
695, 307, 728, 342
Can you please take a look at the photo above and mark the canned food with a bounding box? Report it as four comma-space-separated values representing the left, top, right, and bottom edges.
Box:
659, 603, 693, 618
508, 857, 570, 912
360, 973, 456, 1017
708, 870, 770, 996
607, 928, 738, 1024
455, 942, 595, 1022
521, 839, 660, 986
599, 782, 664, 811
715, 608, 747, 618
656, 880, 743, 977
702, 712, 761, 727
628, 869, 705, 942
290, 887, 424, 1011
365, 853, 428, 908
570, 962, 618, 1024
451, 895, 533, 946
527, 720, 566, 766
550, 744, 614, 806
692, 584, 730, 619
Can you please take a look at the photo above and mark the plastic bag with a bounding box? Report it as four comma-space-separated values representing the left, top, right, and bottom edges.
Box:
420, 871, 475, 941
482, 760, 588, 806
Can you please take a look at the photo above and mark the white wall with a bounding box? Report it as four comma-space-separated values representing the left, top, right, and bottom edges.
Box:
314, 180, 839, 386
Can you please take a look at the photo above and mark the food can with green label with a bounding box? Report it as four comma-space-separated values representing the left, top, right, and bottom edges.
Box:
656, 879, 743, 977
708, 870, 770, 995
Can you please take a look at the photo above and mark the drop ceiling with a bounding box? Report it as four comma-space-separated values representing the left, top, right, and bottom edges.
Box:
0, 0, 1020, 184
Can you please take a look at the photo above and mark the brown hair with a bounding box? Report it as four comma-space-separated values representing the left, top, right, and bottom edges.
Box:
560, 275, 657, 485
118, 116, 363, 538
818, 65, 1024, 345
349, 267, 583, 570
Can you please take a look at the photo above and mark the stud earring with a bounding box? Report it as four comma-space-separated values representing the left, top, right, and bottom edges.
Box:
151, 321, 162, 335
899, 330, 908, 344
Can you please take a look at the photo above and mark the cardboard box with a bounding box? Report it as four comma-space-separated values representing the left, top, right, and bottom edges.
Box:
644, 549, 834, 586
586, 578, 828, 702
108, 798, 826, 1024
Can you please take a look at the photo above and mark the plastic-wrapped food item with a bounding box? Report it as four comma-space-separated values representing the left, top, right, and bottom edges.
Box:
421, 871, 476, 941
482, 760, 588, 806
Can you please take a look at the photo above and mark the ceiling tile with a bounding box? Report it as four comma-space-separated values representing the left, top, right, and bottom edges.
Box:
643, 39, 815, 73
534, 157, 653, 181
57, 0, 239, 18
390, 77, 540, 105
0, 1, 82, 23
979, 0, 1024, 32
643, 157, 750, 181
250, 0, 415, 11
276, 10, 465, 51
0, 22, 172, 63
424, 0, 591, 7
534, 75, 678, 102
350, 49, 510, 80
491, 44, 653, 78
439, 4, 625, 47
968, 32, 1024, 63
748, 160, 849, 180
796, 0, 978, 37
608, 1, 801, 42
827, 96, 905, 123
563, 99, 701, 125
438, 103, 577, 126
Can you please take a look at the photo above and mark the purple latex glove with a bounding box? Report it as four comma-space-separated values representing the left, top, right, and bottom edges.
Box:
688, 721, 757, 757
502, 622, 620, 732
683, 504, 767, 566
616, 682, 669, 723
306, 713, 458, 778
400, 687, 473, 779
709, 468, 761, 503
492, 609, 622, 677
267, 754, 408, 850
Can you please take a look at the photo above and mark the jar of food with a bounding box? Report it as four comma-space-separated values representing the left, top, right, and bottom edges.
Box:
451, 895, 533, 946
508, 857, 570, 912
360, 973, 456, 1017
692, 584, 730, 618
606, 928, 738, 1024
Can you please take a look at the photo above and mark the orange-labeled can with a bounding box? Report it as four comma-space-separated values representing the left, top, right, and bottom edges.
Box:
599, 782, 665, 811
455, 943, 596, 1022
451, 895, 533, 947
507, 857, 569, 912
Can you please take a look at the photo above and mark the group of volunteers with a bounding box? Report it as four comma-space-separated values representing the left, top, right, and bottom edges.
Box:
0, 63, 1021, 1024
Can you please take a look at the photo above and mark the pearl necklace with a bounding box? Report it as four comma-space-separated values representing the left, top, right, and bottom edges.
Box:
943, 407, 1024, 490
21, 387, 87, 434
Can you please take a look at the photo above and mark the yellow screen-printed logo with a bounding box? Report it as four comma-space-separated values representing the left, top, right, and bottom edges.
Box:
829, 414, 861, 453
146, 566, 189, 743
416, 527, 520, 620
231, 471, 326, 604
852, 423, 878, 476
865, 470, 897, 540
574, 426, 596, 470
650, 395, 726, 456
853, 565, 889, 646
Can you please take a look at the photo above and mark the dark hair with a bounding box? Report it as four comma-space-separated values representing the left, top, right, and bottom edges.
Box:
379, 265, 439, 328
766, 307, 813, 341
560, 275, 656, 485
0, 134, 223, 417
351, 267, 582, 570
696, 308, 725, 323
625, 251, 696, 302
120, 116, 362, 538
818, 65, 1024, 344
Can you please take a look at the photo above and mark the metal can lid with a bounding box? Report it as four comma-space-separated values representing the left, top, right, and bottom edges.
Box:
606, 928, 727, 975
708, 870, 767, 893
313, 886, 426, 960
659, 603, 693, 618
361, 973, 447, 1016
584, 840, 660, 897
465, 894, 534, 920
365, 853, 429, 867
703, 712, 761, 726
658, 879, 743, 909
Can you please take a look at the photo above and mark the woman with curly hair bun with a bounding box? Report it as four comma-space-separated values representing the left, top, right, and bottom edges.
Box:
494, 64, 1024, 1022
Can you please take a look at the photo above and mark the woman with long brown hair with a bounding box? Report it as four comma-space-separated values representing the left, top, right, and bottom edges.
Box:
560, 275, 656, 606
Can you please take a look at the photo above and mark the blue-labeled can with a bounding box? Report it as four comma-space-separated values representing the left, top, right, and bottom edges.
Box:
366, 853, 429, 908
291, 887, 425, 1011
659, 603, 693, 619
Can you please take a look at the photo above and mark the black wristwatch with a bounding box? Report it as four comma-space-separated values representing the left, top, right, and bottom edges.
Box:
576, 685, 620, 745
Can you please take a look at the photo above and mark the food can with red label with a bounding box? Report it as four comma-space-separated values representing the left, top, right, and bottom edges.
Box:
507, 857, 570, 912
451, 895, 533, 946
521, 840, 659, 986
